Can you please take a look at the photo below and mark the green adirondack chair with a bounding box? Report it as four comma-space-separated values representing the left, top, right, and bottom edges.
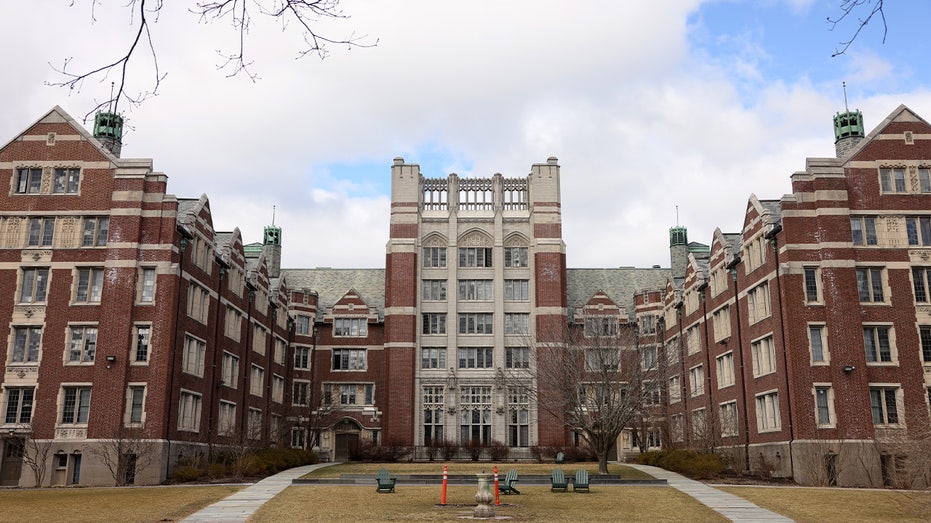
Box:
499, 469, 520, 494
573, 468, 590, 492
375, 468, 396, 493
550, 469, 568, 492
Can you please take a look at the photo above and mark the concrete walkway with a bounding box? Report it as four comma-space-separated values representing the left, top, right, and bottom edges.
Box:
625, 464, 795, 523
180, 462, 337, 523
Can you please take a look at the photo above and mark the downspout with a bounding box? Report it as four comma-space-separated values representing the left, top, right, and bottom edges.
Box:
675, 304, 689, 445
240, 287, 255, 445
205, 264, 227, 461
264, 307, 276, 444
765, 223, 795, 479
698, 283, 715, 451
727, 254, 751, 473
164, 229, 190, 474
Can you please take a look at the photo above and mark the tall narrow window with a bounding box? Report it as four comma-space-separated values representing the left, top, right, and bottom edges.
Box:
459, 386, 492, 445
27, 218, 55, 247
139, 268, 156, 302
75, 268, 104, 303
82, 217, 109, 247
15, 168, 42, 194
815, 386, 833, 427
755, 392, 780, 432
809, 325, 828, 364
126, 386, 146, 425
11, 327, 41, 363
863, 326, 894, 363
423, 386, 445, 446
851, 216, 878, 246
53, 168, 81, 193
804, 267, 820, 303
178, 391, 202, 432
906, 217, 931, 246
856, 267, 885, 303
913, 267, 931, 302
508, 388, 530, 447
870, 387, 900, 425
20, 268, 49, 303
920, 326, 931, 363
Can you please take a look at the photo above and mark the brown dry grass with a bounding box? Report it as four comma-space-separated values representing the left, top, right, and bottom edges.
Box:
251, 485, 728, 522
0, 485, 241, 523
718, 486, 931, 523
302, 461, 654, 480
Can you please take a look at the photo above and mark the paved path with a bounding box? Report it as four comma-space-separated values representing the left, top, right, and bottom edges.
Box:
625, 464, 795, 523
180, 462, 337, 523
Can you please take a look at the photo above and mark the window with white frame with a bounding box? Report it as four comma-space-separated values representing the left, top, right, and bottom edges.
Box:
720, 401, 738, 437
669, 375, 681, 403
225, 309, 242, 341
710, 266, 727, 297
751, 335, 776, 376
423, 279, 447, 301
250, 365, 264, 396
294, 346, 310, 369
745, 235, 767, 272
459, 313, 493, 334
505, 313, 530, 335
504, 247, 528, 268
27, 217, 55, 247
686, 325, 701, 355
458, 347, 493, 369
60, 386, 92, 425
585, 348, 619, 372
716, 352, 735, 388
10, 326, 41, 363
504, 279, 529, 301
186, 284, 209, 323
333, 317, 367, 337
879, 167, 907, 193
506, 347, 530, 369
584, 316, 617, 337
921, 168, 931, 193
641, 346, 657, 370
248, 408, 262, 439
222, 352, 239, 388
747, 282, 771, 324
324, 383, 374, 406
692, 408, 707, 439
809, 324, 828, 364
422, 313, 447, 334
332, 348, 366, 370
67, 325, 98, 363
125, 385, 146, 425
274, 337, 286, 365
913, 267, 931, 302
459, 386, 492, 444
814, 385, 834, 427
851, 216, 878, 246
292, 381, 309, 406
14, 167, 42, 194
75, 267, 104, 303
458, 279, 493, 300
689, 365, 704, 397
218, 401, 236, 436
640, 314, 657, 335
459, 247, 493, 268
252, 325, 267, 355
684, 288, 699, 316
423, 385, 444, 446
291, 427, 306, 449
82, 216, 109, 246
53, 167, 80, 193
294, 315, 312, 335
906, 216, 931, 246
182, 335, 206, 377
272, 375, 285, 403
421, 347, 446, 369
863, 326, 895, 363
138, 268, 156, 303
870, 386, 900, 425
755, 391, 780, 432
920, 326, 931, 363
19, 267, 49, 303
423, 246, 447, 268
712, 306, 731, 341
856, 267, 885, 303
4, 386, 35, 424
804, 267, 821, 303
508, 388, 530, 447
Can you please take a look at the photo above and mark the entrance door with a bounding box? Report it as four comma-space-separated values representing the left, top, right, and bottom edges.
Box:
334, 433, 360, 461
0, 438, 24, 486
70, 454, 82, 485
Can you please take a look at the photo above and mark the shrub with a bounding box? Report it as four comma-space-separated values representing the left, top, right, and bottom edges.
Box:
487, 440, 509, 461
440, 440, 459, 461
635, 449, 724, 480
172, 465, 205, 482
466, 439, 483, 461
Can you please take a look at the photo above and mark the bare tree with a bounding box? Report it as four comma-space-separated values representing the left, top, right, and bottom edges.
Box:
49, 0, 375, 119
21, 435, 53, 487
828, 0, 887, 57
511, 319, 659, 474
86, 426, 158, 486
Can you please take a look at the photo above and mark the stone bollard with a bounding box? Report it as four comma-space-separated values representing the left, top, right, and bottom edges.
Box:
473, 472, 495, 518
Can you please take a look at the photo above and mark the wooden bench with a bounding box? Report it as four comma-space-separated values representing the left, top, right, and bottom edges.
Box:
550, 469, 569, 492
498, 469, 520, 495
375, 468, 396, 493
572, 468, 590, 492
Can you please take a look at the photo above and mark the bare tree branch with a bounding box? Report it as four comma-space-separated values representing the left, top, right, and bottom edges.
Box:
48, 0, 374, 120
828, 0, 887, 57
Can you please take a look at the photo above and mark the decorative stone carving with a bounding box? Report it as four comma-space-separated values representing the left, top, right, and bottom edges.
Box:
55, 427, 88, 440
7, 365, 39, 379
460, 231, 492, 247
41, 167, 52, 194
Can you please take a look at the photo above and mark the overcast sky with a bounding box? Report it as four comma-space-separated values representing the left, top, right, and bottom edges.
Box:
2, 1, 930, 269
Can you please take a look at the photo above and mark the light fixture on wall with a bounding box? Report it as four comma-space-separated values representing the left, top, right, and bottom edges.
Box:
843, 365, 855, 373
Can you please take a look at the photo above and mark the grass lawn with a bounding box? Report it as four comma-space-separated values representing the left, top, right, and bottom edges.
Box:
0, 485, 241, 523
719, 486, 931, 523
251, 485, 727, 522
302, 461, 654, 480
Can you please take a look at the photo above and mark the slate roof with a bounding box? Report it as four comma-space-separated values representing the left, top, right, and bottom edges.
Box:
566, 268, 670, 320
280, 268, 386, 320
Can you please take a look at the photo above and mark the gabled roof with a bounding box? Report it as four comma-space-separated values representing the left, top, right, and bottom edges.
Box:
280, 268, 386, 320
844, 104, 931, 160
566, 268, 670, 320
0, 106, 122, 164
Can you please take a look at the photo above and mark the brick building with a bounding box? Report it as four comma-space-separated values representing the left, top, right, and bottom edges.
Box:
662, 104, 931, 487
3, 103, 930, 487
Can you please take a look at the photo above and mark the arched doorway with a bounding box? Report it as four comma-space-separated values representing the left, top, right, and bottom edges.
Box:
332, 418, 362, 461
